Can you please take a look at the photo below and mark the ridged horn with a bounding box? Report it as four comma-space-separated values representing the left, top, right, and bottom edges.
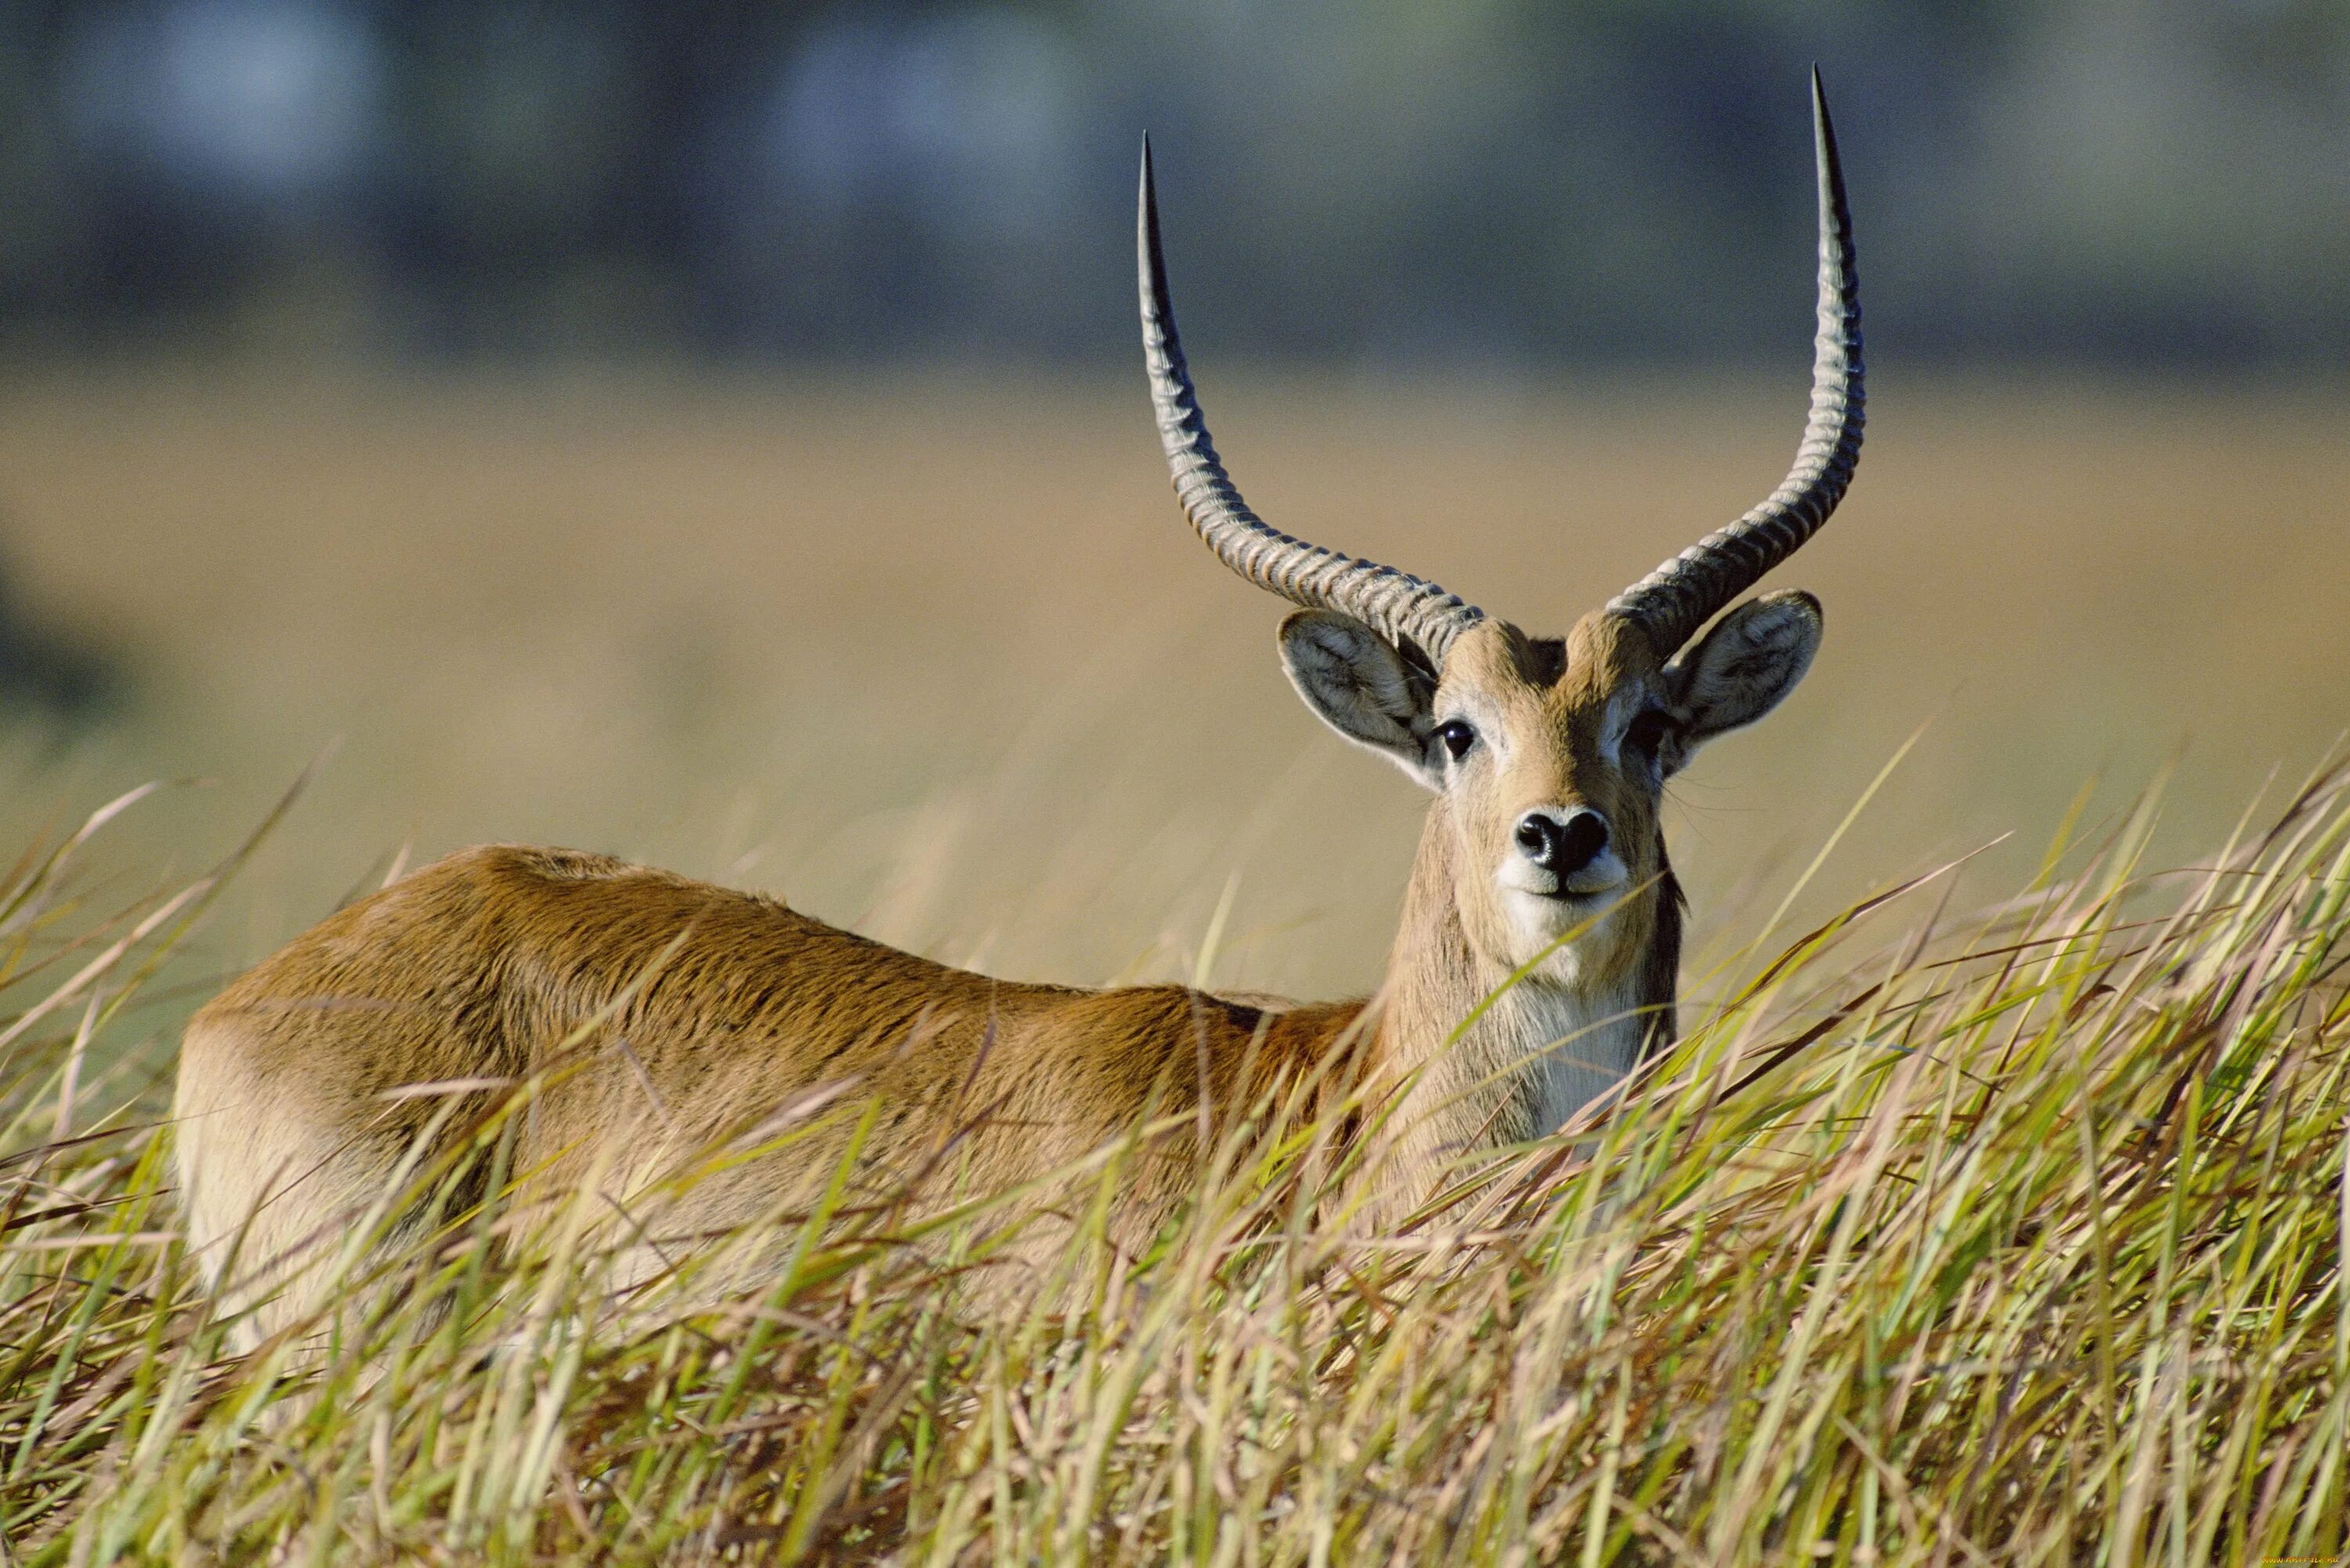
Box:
1138, 137, 1486, 668
1607, 67, 1864, 658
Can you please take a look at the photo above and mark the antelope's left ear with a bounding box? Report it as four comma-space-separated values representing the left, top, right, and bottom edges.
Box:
1664, 591, 1823, 748
1278, 609, 1442, 789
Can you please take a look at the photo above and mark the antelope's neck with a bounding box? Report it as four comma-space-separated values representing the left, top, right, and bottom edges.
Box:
1367, 826, 1668, 1184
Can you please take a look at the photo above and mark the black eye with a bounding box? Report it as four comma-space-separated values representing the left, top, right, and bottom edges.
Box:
1436, 719, 1477, 761
1625, 710, 1673, 757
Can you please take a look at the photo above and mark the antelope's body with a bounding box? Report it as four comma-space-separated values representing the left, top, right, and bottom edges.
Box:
176, 75, 1868, 1342
178, 847, 1371, 1310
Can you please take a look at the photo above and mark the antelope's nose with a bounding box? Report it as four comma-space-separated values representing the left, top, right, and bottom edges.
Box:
1514, 808, 1609, 880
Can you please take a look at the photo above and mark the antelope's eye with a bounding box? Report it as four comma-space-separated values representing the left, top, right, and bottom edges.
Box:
1625, 710, 1672, 757
1436, 719, 1477, 761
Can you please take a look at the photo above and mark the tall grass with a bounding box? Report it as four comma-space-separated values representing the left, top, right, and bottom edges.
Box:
2, 764, 2346, 1563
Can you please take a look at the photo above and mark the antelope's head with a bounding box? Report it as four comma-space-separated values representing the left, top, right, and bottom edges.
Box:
1139, 73, 1863, 991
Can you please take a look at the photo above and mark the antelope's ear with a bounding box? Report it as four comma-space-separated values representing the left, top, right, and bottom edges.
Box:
1278, 609, 1441, 789
1664, 591, 1823, 752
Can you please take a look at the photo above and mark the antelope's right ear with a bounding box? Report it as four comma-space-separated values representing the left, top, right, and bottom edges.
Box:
1662, 590, 1824, 752
1278, 610, 1441, 789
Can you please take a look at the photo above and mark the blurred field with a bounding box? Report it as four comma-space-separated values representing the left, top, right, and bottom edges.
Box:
0, 363, 2345, 1012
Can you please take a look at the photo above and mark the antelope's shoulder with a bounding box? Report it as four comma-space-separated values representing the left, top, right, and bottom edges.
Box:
1046, 988, 1374, 1114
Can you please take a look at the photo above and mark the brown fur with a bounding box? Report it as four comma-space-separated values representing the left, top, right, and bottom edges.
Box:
179, 845, 1372, 1337
175, 597, 1818, 1341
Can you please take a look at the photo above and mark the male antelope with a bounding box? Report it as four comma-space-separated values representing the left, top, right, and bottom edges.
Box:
176, 77, 1863, 1339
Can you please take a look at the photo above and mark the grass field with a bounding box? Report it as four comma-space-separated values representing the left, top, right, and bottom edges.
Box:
0, 367, 2346, 1560
3, 367, 2348, 999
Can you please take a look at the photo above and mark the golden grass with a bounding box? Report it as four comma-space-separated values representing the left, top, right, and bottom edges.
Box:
1, 742, 2345, 1562
0, 363, 2347, 1558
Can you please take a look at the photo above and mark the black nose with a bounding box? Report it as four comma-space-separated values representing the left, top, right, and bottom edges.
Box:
1514, 809, 1609, 878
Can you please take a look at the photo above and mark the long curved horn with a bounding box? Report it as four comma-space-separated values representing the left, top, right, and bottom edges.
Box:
1138, 139, 1485, 667
1607, 68, 1864, 658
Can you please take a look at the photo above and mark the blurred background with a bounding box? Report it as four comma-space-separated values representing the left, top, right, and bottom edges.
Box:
4, 0, 2350, 363
0, 0, 2345, 1023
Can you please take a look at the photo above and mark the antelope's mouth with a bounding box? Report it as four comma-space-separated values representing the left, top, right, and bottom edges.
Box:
1498, 857, 1632, 968
1517, 887, 1614, 916
1497, 854, 1631, 905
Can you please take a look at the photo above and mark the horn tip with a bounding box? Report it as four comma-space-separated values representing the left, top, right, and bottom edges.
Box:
1137, 139, 1162, 274
1809, 67, 1845, 187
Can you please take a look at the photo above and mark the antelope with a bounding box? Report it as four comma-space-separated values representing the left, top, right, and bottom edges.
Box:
175, 75, 1863, 1342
